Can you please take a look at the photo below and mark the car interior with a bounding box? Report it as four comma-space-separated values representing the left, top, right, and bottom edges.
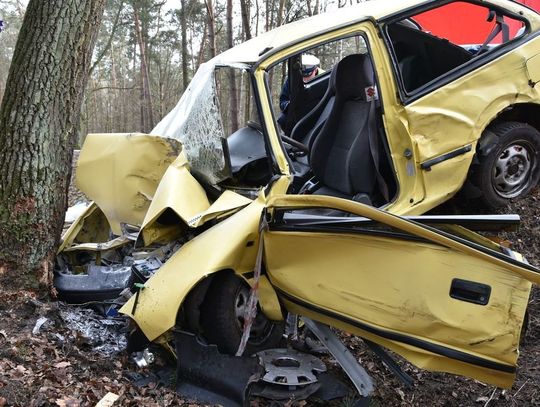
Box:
221, 37, 397, 208
221, 2, 526, 209
289, 54, 393, 206
386, 3, 526, 94
388, 22, 474, 93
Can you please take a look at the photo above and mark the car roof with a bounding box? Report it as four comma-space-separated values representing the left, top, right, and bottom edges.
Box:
213, 0, 430, 65
213, 0, 539, 66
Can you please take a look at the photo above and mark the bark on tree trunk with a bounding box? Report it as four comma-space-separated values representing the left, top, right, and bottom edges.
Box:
240, 0, 252, 40
0, 0, 106, 293
180, 0, 190, 91
226, 0, 239, 133
196, 20, 208, 68
205, 0, 217, 59
134, 6, 154, 132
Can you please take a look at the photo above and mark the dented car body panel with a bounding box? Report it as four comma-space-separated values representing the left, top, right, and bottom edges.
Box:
120, 196, 266, 340
117, 189, 540, 388
120, 180, 291, 339
58, 0, 540, 391
76, 133, 181, 235
400, 36, 540, 211
263, 195, 538, 388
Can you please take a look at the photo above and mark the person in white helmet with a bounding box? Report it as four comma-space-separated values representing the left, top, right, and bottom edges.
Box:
278, 54, 322, 131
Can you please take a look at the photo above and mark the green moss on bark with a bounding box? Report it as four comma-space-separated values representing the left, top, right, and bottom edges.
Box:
0, 0, 106, 294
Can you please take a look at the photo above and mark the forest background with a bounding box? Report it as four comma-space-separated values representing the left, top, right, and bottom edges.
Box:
2, 2, 540, 406
0, 0, 358, 143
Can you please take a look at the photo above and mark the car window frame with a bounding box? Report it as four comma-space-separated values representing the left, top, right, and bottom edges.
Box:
380, 0, 532, 105
266, 31, 371, 93
255, 23, 384, 179
301, 35, 369, 85
303, 69, 331, 87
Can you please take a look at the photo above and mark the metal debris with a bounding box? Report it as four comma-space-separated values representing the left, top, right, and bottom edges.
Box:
132, 349, 155, 368
257, 348, 326, 387
59, 307, 127, 356
175, 331, 264, 407
302, 317, 374, 397
64, 202, 90, 225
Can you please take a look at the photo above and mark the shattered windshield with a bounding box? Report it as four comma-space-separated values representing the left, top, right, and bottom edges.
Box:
152, 61, 253, 185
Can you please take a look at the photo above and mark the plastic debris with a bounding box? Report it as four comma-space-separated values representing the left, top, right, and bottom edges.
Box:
95, 392, 119, 407
32, 316, 49, 335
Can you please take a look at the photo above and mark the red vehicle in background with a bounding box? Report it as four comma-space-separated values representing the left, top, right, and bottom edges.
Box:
413, 0, 540, 46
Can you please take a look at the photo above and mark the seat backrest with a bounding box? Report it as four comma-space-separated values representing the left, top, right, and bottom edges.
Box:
290, 67, 337, 149
309, 54, 378, 196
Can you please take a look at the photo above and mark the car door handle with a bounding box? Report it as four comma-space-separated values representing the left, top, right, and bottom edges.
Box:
449, 278, 491, 305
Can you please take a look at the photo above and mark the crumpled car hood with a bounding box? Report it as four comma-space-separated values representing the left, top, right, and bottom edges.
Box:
73, 132, 253, 246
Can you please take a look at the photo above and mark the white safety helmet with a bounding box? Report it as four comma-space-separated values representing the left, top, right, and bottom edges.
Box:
301, 54, 320, 76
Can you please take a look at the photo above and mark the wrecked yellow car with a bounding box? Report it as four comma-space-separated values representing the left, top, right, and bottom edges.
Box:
57, 0, 540, 401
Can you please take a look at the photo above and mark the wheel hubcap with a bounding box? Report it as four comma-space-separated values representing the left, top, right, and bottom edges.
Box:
492, 142, 534, 198
234, 285, 273, 345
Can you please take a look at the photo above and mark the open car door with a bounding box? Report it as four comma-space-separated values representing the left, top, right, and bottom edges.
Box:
263, 195, 540, 388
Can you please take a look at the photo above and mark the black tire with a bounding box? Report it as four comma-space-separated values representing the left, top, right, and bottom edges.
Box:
473, 121, 540, 209
200, 273, 284, 355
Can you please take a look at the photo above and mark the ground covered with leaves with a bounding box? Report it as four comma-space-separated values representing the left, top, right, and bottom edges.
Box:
1, 185, 539, 406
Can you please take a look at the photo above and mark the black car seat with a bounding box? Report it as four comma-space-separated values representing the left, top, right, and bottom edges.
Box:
290, 67, 338, 150
306, 53, 388, 206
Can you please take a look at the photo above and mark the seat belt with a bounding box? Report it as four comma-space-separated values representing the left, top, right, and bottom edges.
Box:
366, 102, 390, 202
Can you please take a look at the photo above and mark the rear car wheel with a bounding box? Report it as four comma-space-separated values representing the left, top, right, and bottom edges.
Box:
200, 273, 284, 355
474, 122, 540, 209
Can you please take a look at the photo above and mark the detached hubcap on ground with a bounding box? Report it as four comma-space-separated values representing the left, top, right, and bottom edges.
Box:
493, 142, 533, 198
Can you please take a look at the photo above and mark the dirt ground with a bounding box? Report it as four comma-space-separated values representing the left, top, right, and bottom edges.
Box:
1, 182, 539, 406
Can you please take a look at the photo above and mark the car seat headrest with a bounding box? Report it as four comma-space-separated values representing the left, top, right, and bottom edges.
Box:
334, 54, 375, 101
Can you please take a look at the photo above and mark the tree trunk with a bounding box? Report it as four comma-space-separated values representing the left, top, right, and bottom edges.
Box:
134, 6, 154, 132
205, 0, 216, 59
255, 0, 259, 35
265, 0, 270, 31
226, 0, 239, 133
180, 0, 190, 91
196, 20, 208, 68
0, 0, 106, 293
240, 0, 252, 40
89, 0, 124, 76
277, 0, 286, 27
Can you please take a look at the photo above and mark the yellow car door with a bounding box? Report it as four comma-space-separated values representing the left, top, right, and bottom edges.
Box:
262, 194, 540, 388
